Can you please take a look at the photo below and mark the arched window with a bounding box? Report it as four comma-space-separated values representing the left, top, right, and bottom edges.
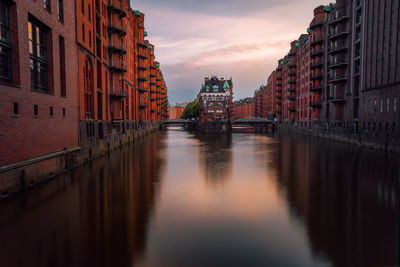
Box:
84, 58, 94, 119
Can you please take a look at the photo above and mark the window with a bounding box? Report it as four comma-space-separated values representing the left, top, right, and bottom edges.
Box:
374, 100, 377, 112
13, 102, 18, 116
387, 97, 390, 112
57, 0, 63, 22
380, 99, 383, 112
88, 5, 91, 21
0, 2, 11, 83
82, 24, 85, 42
34, 104, 38, 117
59, 36, 66, 97
84, 58, 94, 119
44, 0, 50, 11
81, 0, 84, 14
89, 30, 91, 47
394, 97, 397, 112
29, 20, 49, 92
62, 108, 66, 117
50, 106, 53, 117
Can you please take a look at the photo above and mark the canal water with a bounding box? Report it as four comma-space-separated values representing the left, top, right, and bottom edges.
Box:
0, 127, 398, 267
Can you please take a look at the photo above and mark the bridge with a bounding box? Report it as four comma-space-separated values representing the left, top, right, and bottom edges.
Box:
160, 119, 195, 125
232, 117, 276, 126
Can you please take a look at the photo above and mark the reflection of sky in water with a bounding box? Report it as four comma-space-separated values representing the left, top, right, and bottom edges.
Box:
141, 130, 333, 267
0, 128, 397, 267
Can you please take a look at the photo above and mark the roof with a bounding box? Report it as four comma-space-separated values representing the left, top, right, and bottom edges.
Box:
200, 76, 232, 93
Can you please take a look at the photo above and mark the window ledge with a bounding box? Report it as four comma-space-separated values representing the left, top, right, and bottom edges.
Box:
0, 81, 21, 88
31, 89, 54, 96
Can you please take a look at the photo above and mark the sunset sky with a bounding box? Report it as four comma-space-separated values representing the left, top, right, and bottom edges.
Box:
130, 0, 331, 104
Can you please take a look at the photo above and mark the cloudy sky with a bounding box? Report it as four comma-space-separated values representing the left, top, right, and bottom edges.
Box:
130, 0, 331, 104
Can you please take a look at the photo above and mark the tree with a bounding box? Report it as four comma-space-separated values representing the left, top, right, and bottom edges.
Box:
181, 100, 199, 119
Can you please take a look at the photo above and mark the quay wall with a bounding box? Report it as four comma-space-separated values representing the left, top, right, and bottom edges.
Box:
277, 123, 400, 154
0, 122, 159, 199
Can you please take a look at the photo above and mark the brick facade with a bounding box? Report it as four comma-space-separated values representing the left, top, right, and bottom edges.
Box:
0, 0, 169, 195
0, 0, 78, 166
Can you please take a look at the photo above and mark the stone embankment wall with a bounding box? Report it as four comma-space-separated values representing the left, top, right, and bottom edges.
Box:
277, 124, 400, 154
0, 123, 159, 199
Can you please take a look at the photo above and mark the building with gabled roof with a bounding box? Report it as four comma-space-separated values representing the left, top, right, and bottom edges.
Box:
198, 76, 233, 123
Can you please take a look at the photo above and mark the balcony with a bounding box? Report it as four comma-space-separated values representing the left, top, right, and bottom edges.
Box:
329, 75, 348, 83
328, 60, 348, 69
329, 15, 349, 26
310, 85, 322, 92
109, 61, 127, 73
277, 102, 282, 106
289, 71, 296, 77
288, 79, 296, 85
330, 96, 346, 103
310, 49, 323, 58
288, 51, 296, 57
288, 88, 296, 93
310, 61, 323, 69
329, 31, 349, 40
138, 63, 148, 70
310, 37, 323, 46
310, 74, 323, 80
110, 88, 128, 99
310, 20, 324, 29
289, 96, 296, 101
277, 82, 282, 87
276, 89, 282, 93
329, 45, 348, 54
288, 63, 296, 68
310, 101, 321, 108
138, 74, 148, 81
107, 0, 127, 18
276, 76, 282, 81
108, 20, 127, 36
138, 49, 147, 59
137, 85, 147, 92
138, 41, 148, 48
108, 39, 127, 54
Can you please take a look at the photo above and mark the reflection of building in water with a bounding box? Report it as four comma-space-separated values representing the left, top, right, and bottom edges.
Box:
197, 133, 233, 186
272, 137, 399, 267
0, 133, 165, 267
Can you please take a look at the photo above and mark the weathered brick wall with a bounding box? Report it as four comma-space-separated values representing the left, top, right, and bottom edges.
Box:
0, 0, 79, 166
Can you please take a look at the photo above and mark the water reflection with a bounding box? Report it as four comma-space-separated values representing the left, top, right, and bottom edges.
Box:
272, 136, 399, 267
0, 135, 165, 267
0, 128, 397, 267
197, 133, 232, 186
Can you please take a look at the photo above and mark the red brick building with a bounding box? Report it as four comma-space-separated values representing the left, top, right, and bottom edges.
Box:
232, 98, 254, 120
266, 71, 277, 119
276, 59, 283, 121
0, 0, 79, 167
296, 34, 311, 127
0, 0, 168, 196
253, 86, 265, 118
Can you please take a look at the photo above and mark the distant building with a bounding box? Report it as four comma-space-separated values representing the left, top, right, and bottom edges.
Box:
198, 76, 233, 123
169, 102, 187, 119
232, 98, 254, 119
